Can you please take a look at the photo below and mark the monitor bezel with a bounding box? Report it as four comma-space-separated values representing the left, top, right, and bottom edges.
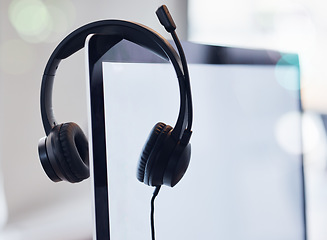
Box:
85, 34, 305, 240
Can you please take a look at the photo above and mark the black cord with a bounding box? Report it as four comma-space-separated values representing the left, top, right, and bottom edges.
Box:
151, 185, 161, 240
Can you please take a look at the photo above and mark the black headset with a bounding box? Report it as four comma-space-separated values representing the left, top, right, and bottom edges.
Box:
38, 5, 193, 188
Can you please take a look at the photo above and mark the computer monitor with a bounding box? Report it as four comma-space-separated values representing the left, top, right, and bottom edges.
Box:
85, 35, 305, 240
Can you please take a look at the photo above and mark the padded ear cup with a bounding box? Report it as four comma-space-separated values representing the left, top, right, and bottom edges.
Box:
38, 122, 89, 183
58, 122, 89, 182
137, 122, 166, 183
144, 124, 174, 186
137, 122, 192, 187
163, 142, 191, 187
38, 136, 60, 182
138, 122, 182, 186
147, 130, 191, 187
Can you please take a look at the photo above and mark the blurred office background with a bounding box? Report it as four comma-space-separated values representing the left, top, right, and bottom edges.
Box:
0, 0, 327, 239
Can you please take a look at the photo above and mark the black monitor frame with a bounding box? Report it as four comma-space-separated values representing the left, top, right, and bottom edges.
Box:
86, 34, 305, 240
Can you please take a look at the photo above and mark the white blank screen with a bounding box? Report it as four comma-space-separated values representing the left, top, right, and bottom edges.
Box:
101, 62, 304, 240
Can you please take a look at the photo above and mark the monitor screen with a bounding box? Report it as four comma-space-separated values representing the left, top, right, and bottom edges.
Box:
86, 36, 306, 240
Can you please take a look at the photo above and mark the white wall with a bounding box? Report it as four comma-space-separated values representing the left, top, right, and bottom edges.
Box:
0, 0, 187, 238
188, 0, 327, 114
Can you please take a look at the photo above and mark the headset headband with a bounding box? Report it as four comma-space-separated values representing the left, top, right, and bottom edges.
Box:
40, 20, 191, 139
39, 12, 194, 237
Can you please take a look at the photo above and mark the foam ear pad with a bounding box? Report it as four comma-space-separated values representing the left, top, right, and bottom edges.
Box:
39, 122, 89, 183
137, 122, 166, 183
38, 136, 61, 182
163, 142, 191, 187
144, 124, 173, 186
58, 122, 89, 182
137, 122, 191, 187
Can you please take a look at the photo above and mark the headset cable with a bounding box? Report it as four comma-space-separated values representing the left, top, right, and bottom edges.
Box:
151, 185, 161, 240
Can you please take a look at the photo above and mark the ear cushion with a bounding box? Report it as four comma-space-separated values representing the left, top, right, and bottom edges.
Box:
163, 142, 191, 187
59, 122, 89, 182
137, 122, 166, 183
144, 124, 173, 185
38, 136, 62, 182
